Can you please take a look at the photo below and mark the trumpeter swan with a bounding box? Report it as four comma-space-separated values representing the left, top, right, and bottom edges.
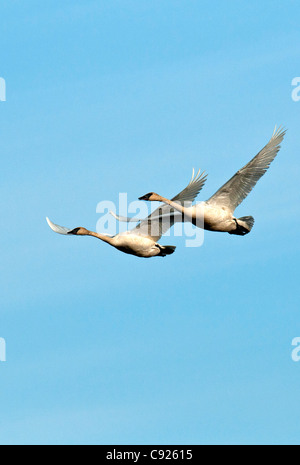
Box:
46, 169, 207, 258
138, 127, 286, 236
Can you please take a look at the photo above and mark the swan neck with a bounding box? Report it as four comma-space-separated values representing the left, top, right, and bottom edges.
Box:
159, 197, 185, 214
89, 231, 114, 245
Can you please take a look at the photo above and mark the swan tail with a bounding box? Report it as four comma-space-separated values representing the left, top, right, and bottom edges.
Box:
229, 216, 255, 236
238, 216, 255, 232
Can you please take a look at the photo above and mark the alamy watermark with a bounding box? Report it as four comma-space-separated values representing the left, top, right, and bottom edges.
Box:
96, 194, 205, 247
0, 337, 6, 362
291, 77, 300, 102
0, 77, 6, 101
291, 337, 300, 362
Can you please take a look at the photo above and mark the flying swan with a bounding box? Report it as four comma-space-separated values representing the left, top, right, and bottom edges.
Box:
46, 169, 207, 258
138, 127, 286, 235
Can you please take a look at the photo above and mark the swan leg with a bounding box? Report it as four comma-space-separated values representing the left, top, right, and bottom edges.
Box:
156, 244, 176, 256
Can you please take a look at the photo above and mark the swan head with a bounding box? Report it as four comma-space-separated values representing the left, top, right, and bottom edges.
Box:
67, 227, 89, 236
139, 192, 160, 201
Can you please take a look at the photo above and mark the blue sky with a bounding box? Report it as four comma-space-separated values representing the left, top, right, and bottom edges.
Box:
1, 0, 300, 445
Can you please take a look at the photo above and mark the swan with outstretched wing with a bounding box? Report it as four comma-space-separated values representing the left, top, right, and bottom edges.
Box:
139, 127, 286, 236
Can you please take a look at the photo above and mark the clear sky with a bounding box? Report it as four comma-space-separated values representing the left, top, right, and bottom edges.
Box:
1, 0, 300, 445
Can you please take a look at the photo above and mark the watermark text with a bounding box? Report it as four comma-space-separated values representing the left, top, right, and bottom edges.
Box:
96, 194, 205, 248
292, 337, 300, 362
0, 77, 6, 102
0, 338, 6, 362
291, 77, 300, 102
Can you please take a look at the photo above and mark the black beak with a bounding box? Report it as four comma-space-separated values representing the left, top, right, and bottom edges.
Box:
139, 193, 152, 201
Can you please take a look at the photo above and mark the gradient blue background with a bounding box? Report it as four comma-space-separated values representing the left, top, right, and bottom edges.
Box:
1, 0, 300, 445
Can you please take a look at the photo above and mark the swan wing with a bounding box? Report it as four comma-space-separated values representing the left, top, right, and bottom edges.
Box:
46, 217, 73, 235
171, 168, 207, 204
129, 213, 181, 242
110, 210, 183, 223
109, 211, 140, 223
207, 126, 286, 211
